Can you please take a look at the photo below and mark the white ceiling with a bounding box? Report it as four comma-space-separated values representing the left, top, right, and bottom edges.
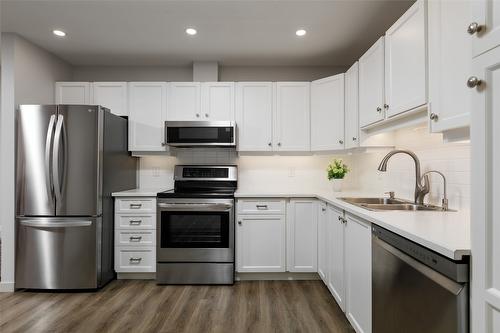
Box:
1, 0, 413, 67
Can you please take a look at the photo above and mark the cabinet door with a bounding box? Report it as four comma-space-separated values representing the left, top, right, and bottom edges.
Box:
201, 82, 235, 121
275, 82, 311, 151
470, 45, 500, 333
317, 202, 328, 283
236, 215, 286, 272
345, 62, 359, 149
385, 0, 427, 117
92, 82, 128, 116
359, 37, 385, 128
327, 205, 345, 311
287, 199, 318, 272
55, 82, 91, 104
428, 0, 472, 133
345, 215, 372, 333
128, 82, 167, 151
311, 74, 345, 151
167, 82, 201, 121
235, 82, 274, 151
471, 0, 500, 57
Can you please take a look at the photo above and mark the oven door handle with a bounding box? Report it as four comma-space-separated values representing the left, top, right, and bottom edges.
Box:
157, 203, 233, 211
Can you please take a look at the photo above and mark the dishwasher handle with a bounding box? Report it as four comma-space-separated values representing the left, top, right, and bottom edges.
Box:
373, 236, 465, 295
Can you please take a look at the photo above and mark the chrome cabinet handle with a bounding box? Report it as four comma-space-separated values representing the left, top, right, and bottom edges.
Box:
256, 205, 268, 210
339, 140, 344, 144
129, 236, 143, 242
205, 113, 209, 117
268, 142, 272, 147
338, 216, 342, 221
196, 113, 200, 118
467, 76, 482, 88
129, 257, 142, 263
429, 113, 439, 121
322, 208, 326, 212
238, 221, 242, 225
277, 142, 281, 147
130, 203, 142, 209
467, 22, 483, 35
352, 137, 357, 141
129, 220, 142, 225
384, 104, 389, 109
376, 107, 382, 113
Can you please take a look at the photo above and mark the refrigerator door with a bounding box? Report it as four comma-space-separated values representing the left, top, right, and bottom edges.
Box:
54, 105, 103, 216
15, 217, 99, 289
16, 105, 57, 216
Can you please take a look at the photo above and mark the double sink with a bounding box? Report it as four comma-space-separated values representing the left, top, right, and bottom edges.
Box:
340, 197, 450, 212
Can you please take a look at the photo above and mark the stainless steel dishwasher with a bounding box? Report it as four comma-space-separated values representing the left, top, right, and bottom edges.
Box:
372, 225, 469, 333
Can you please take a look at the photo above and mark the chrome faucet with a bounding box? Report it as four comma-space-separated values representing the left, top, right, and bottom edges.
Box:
377, 150, 430, 205
421, 170, 449, 211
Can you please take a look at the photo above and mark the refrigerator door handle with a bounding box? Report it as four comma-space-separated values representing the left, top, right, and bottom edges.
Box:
20, 219, 93, 228
44, 115, 56, 200
53, 114, 66, 203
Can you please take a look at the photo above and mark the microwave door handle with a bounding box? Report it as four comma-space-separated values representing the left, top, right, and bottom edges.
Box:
45, 115, 56, 201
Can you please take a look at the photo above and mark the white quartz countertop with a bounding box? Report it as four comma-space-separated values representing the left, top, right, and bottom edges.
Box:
112, 188, 170, 197
235, 191, 471, 260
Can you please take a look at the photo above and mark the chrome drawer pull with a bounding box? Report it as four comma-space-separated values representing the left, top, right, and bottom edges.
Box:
256, 205, 268, 210
129, 220, 142, 225
129, 203, 142, 209
129, 257, 142, 263
129, 236, 143, 242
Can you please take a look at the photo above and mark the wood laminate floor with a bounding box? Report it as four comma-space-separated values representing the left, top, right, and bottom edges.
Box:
0, 280, 355, 333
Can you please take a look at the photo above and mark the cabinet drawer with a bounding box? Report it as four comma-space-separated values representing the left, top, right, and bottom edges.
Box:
115, 247, 155, 272
115, 230, 156, 246
237, 199, 286, 215
116, 215, 155, 229
115, 198, 156, 213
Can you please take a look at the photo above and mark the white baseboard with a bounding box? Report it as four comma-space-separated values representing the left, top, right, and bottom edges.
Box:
0, 281, 15, 292
236, 272, 320, 281
117, 272, 156, 280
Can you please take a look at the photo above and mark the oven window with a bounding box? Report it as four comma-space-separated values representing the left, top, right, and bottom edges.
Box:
161, 211, 229, 248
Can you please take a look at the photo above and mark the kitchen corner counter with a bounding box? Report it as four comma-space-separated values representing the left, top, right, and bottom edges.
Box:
112, 188, 169, 197
235, 191, 471, 260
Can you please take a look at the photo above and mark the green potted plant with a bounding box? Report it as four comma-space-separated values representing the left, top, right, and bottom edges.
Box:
327, 159, 349, 192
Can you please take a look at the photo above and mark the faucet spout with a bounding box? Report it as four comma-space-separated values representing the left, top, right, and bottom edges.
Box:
377, 150, 429, 204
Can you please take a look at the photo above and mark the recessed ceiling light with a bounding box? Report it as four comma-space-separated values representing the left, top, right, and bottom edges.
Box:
53, 30, 66, 37
296, 29, 307, 37
186, 28, 197, 36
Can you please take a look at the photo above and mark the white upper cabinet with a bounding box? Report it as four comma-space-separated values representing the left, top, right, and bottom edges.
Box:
384, 0, 427, 118
311, 74, 345, 151
128, 82, 168, 151
235, 82, 274, 151
345, 215, 372, 333
287, 199, 318, 272
384, 0, 427, 117
317, 202, 328, 283
428, 0, 472, 133
275, 82, 311, 151
55, 82, 92, 104
471, 0, 500, 57
327, 205, 345, 311
166, 82, 201, 121
201, 82, 235, 121
344, 62, 359, 149
92, 82, 128, 116
359, 37, 385, 128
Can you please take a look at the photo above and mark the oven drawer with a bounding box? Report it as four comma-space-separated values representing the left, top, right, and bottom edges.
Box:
115, 247, 155, 272
115, 198, 156, 213
115, 230, 156, 246
237, 199, 286, 215
116, 214, 155, 229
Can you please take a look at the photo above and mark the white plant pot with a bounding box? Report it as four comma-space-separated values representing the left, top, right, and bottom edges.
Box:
331, 179, 343, 192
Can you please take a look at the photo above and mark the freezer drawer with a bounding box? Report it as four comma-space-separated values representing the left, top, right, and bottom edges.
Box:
15, 217, 99, 289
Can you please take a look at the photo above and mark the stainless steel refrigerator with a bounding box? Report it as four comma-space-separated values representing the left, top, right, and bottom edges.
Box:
15, 105, 137, 289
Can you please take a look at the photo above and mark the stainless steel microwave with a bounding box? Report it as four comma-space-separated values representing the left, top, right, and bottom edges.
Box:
165, 121, 236, 147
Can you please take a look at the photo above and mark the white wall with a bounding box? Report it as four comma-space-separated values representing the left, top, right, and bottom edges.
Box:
0, 33, 72, 291
72, 65, 346, 82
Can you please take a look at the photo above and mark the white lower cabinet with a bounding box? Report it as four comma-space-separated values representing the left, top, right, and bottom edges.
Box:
317, 202, 328, 283
327, 204, 346, 311
114, 196, 156, 273
345, 214, 372, 333
236, 214, 286, 272
287, 199, 318, 272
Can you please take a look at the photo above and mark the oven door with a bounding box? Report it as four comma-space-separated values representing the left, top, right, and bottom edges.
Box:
157, 198, 234, 262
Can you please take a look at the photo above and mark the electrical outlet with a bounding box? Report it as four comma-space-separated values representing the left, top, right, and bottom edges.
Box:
288, 167, 295, 177
152, 167, 160, 177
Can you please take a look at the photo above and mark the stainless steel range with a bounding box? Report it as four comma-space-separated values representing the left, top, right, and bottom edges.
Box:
156, 165, 237, 284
